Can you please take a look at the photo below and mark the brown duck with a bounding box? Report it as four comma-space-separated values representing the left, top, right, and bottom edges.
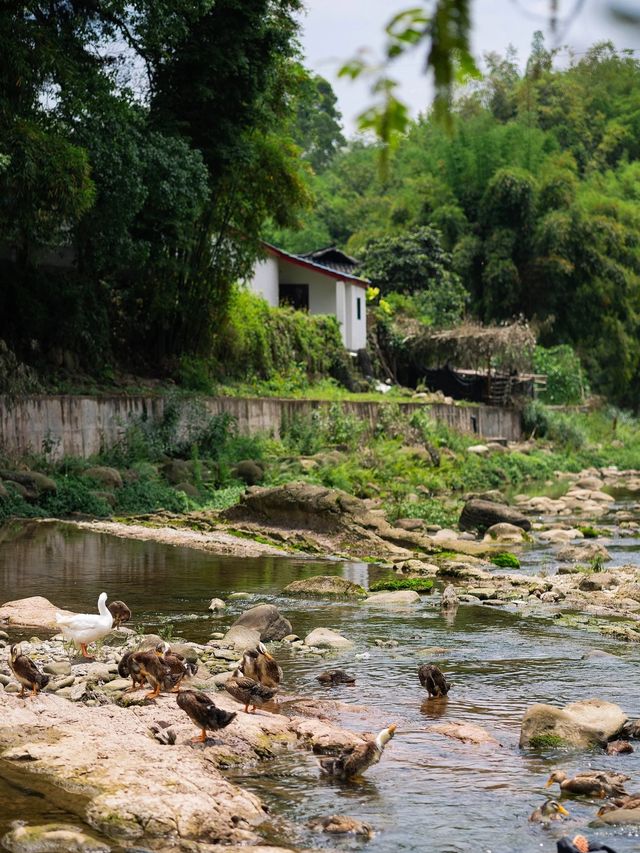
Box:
317, 724, 397, 779
597, 793, 640, 816
157, 643, 198, 691
9, 644, 49, 698
224, 675, 277, 713
107, 600, 131, 627
546, 770, 629, 798
118, 650, 178, 699
418, 663, 451, 698
239, 643, 281, 688
316, 669, 356, 686
176, 689, 237, 742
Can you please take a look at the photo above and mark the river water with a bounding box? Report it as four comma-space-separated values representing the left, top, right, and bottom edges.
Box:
1, 519, 640, 853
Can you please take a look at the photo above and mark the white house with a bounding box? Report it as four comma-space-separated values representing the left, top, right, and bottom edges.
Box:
247, 243, 369, 351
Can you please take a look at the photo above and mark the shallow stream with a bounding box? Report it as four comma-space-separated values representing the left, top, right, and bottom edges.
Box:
1, 519, 640, 853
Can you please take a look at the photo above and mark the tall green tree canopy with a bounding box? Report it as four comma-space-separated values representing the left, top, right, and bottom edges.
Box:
0, 0, 308, 367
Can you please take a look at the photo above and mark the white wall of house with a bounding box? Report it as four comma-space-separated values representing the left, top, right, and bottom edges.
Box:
345, 283, 368, 350
250, 256, 279, 307
246, 252, 368, 351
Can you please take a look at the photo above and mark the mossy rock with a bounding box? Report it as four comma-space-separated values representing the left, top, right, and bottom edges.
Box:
527, 733, 569, 749
490, 552, 521, 569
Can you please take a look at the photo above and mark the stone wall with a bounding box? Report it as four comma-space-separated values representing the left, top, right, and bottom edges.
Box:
0, 395, 522, 460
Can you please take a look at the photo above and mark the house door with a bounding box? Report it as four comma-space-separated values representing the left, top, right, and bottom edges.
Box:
279, 283, 309, 311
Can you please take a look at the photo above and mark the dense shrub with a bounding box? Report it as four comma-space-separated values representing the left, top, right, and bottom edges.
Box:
533, 345, 588, 405
210, 289, 354, 388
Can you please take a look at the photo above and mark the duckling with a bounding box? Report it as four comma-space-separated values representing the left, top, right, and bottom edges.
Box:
316, 669, 356, 686
176, 689, 237, 743
9, 644, 50, 698
108, 600, 131, 627
316, 723, 397, 779
557, 836, 618, 853
529, 799, 570, 822
239, 642, 282, 689
418, 663, 451, 698
224, 675, 277, 713
121, 650, 178, 699
156, 643, 198, 691
546, 770, 629, 798
597, 793, 640, 816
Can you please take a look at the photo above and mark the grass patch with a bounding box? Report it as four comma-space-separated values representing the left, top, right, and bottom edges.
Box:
527, 734, 568, 749
490, 552, 521, 569
369, 577, 434, 592
578, 525, 605, 539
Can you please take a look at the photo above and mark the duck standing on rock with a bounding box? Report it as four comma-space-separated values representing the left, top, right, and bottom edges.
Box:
546, 770, 629, 798
108, 600, 131, 627
418, 663, 451, 699
316, 724, 397, 779
119, 650, 179, 699
176, 689, 237, 743
9, 644, 49, 698
224, 674, 277, 713
239, 643, 282, 688
55, 592, 113, 660
157, 643, 198, 692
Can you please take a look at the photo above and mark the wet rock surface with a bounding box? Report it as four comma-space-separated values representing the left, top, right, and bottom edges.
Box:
283, 575, 366, 597
0, 596, 74, 629
228, 604, 292, 642
520, 698, 627, 748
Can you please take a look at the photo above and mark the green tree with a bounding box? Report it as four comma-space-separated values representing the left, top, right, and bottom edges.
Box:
361, 227, 467, 326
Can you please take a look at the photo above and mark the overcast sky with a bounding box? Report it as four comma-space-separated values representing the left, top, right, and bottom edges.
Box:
297, 0, 638, 134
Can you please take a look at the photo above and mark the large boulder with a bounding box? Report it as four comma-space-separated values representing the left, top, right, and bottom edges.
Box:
0, 596, 73, 628
222, 626, 260, 651
557, 542, 612, 563
304, 628, 353, 649
230, 604, 292, 642
222, 482, 367, 533
459, 499, 531, 533
483, 522, 529, 543
283, 576, 365, 598
520, 698, 627, 749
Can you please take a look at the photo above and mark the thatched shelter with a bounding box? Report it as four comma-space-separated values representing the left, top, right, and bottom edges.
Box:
410, 321, 536, 374
404, 321, 540, 406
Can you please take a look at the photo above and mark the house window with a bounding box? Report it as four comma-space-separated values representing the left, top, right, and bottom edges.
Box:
356, 297, 362, 320
279, 284, 309, 311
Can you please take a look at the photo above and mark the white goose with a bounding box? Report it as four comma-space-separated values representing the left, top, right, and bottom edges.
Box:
55, 592, 113, 659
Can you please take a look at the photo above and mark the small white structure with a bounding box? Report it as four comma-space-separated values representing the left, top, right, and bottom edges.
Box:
247, 243, 368, 351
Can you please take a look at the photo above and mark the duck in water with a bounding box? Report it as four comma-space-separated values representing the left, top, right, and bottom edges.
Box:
316, 724, 397, 779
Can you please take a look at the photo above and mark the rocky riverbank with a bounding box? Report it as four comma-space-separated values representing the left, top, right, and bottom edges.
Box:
0, 625, 375, 852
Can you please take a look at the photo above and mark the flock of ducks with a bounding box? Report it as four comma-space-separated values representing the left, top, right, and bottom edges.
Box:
6, 593, 636, 849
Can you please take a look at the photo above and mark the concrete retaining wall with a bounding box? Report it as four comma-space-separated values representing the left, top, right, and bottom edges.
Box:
0, 395, 522, 460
